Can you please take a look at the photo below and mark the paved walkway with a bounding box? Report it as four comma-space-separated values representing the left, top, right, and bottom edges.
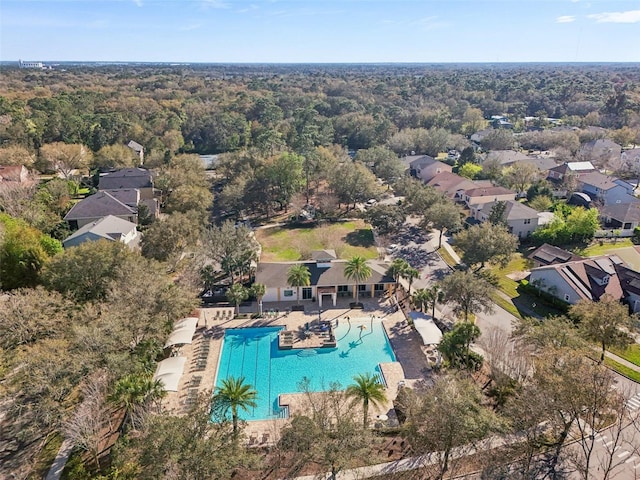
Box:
45, 438, 73, 480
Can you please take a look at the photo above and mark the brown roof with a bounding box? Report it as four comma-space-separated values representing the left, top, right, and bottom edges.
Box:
255, 260, 395, 288
426, 172, 478, 199
464, 186, 515, 198
528, 243, 582, 266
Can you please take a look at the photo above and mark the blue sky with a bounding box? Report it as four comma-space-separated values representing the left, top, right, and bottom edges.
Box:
1, 0, 639, 63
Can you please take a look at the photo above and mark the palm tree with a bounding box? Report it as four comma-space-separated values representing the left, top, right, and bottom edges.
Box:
412, 288, 430, 313
287, 264, 311, 305
226, 283, 249, 316
386, 258, 409, 294
401, 266, 420, 298
424, 284, 444, 320
110, 374, 166, 430
212, 376, 258, 436
344, 256, 372, 304
345, 373, 387, 428
251, 283, 266, 316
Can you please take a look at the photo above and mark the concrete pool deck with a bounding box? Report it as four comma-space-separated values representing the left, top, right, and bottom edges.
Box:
160, 296, 432, 445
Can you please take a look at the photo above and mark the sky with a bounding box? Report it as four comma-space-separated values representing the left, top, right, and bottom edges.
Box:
1, 0, 639, 63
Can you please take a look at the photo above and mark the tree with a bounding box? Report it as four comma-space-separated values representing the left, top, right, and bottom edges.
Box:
440, 270, 493, 322
41, 240, 131, 302
201, 221, 259, 285
39, 142, 92, 179
461, 107, 486, 136
481, 129, 515, 151
344, 256, 372, 304
0, 214, 62, 290
0, 144, 36, 167
502, 162, 538, 195
487, 200, 508, 226
411, 287, 430, 313
356, 146, 404, 184
438, 322, 482, 370
212, 376, 258, 438
345, 373, 387, 428
457, 146, 477, 166
458, 162, 482, 179
365, 204, 405, 236
140, 211, 202, 267
287, 263, 311, 305
424, 199, 462, 248
250, 283, 266, 316
454, 222, 518, 270
109, 373, 166, 431
401, 266, 419, 298
329, 161, 381, 210
386, 258, 410, 294
165, 184, 214, 217
424, 284, 444, 319
400, 376, 500, 480
264, 152, 305, 212
93, 144, 138, 170
226, 283, 248, 316
569, 296, 634, 363
278, 379, 371, 480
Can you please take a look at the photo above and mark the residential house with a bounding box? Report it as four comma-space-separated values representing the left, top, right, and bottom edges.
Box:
470, 200, 540, 238
547, 161, 596, 183
98, 168, 155, 199
462, 186, 516, 208
578, 138, 622, 167
470, 128, 493, 144
529, 254, 640, 312
483, 150, 531, 167
0, 165, 29, 183
621, 147, 640, 169
62, 215, 140, 249
528, 243, 583, 268
107, 188, 160, 219
600, 203, 640, 231
254, 252, 395, 308
127, 141, 144, 164
490, 116, 514, 129
64, 191, 137, 229
576, 172, 638, 206
426, 172, 485, 200
408, 155, 452, 183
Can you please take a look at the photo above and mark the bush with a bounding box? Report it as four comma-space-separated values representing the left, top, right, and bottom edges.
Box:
518, 280, 570, 312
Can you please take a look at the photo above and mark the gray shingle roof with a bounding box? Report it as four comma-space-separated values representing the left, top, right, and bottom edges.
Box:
63, 215, 137, 245
255, 260, 395, 288
99, 168, 153, 190
64, 191, 136, 221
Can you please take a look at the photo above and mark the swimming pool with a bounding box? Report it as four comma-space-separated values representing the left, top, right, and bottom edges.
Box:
214, 317, 397, 421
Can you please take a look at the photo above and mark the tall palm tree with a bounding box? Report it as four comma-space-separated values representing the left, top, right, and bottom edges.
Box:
386, 258, 409, 294
412, 288, 430, 313
402, 266, 420, 298
212, 376, 258, 436
287, 264, 311, 305
345, 373, 387, 428
251, 283, 266, 316
344, 256, 372, 304
226, 283, 249, 316
425, 284, 444, 320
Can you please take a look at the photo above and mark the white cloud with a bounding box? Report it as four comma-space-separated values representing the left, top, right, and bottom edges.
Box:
588, 10, 640, 23
556, 15, 576, 23
132, 0, 143, 7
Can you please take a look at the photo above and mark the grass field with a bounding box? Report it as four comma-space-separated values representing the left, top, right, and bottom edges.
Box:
255, 220, 378, 262
610, 343, 640, 368
604, 356, 640, 383
572, 239, 634, 257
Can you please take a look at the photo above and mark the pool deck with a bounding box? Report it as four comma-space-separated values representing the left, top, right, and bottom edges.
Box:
160, 296, 432, 446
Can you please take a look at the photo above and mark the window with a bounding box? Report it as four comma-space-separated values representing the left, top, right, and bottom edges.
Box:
624, 223, 632, 230
358, 284, 367, 291
374, 284, 384, 291
523, 219, 531, 225
564, 294, 570, 301
283, 290, 293, 297
338, 285, 348, 293
302, 287, 312, 300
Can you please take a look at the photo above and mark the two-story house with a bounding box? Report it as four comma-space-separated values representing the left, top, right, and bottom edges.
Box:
462, 186, 516, 208
426, 172, 484, 200
577, 172, 638, 206
62, 215, 140, 249
470, 200, 540, 238
64, 191, 138, 229
98, 167, 156, 199
547, 161, 596, 183
409, 156, 453, 183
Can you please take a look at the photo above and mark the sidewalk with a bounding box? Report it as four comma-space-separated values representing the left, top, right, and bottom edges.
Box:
45, 438, 73, 480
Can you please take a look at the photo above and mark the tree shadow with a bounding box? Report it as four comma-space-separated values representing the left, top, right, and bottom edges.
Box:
344, 229, 375, 247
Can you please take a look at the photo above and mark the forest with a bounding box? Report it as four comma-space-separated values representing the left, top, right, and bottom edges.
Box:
1, 63, 640, 479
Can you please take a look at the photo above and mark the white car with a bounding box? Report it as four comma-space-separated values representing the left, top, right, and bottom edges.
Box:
386, 244, 399, 253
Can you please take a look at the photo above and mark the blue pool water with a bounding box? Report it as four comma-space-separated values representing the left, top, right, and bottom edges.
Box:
214, 318, 396, 421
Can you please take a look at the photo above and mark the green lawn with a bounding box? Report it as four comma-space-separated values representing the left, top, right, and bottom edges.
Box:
436, 247, 458, 268
609, 343, 640, 368
604, 356, 640, 383
572, 239, 634, 257
256, 220, 378, 262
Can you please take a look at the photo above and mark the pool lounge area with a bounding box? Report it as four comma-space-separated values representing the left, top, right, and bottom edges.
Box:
160, 297, 430, 444
214, 317, 397, 421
